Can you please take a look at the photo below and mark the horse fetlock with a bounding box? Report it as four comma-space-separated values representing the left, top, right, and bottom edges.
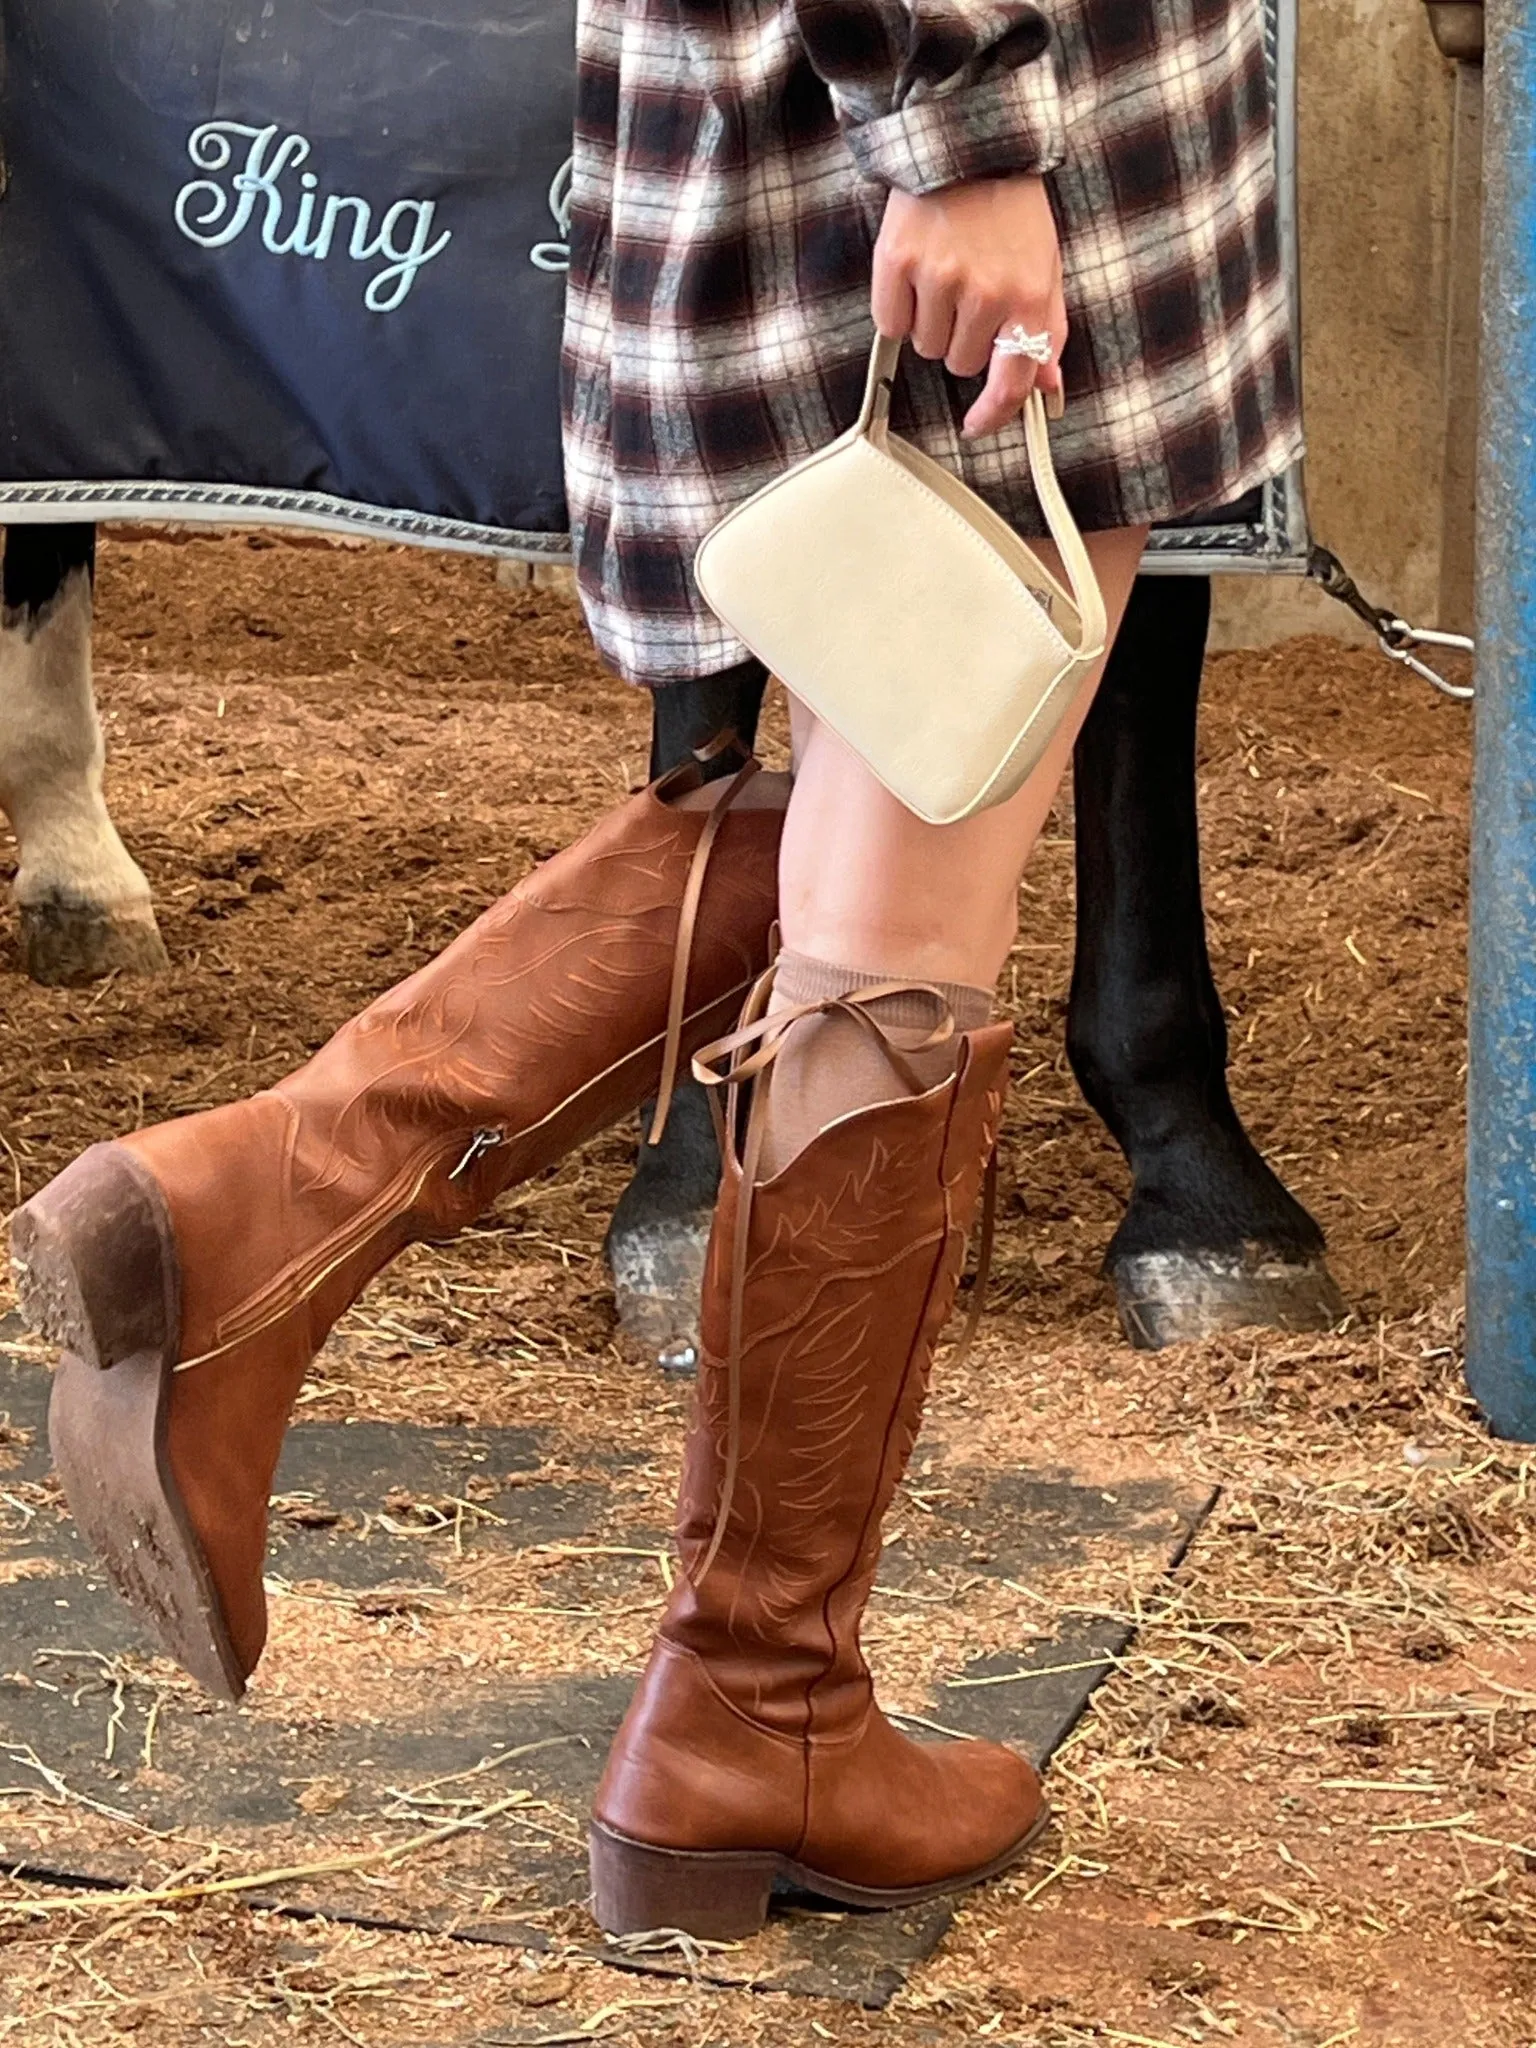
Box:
18, 886, 169, 985
8, 773, 166, 983
0, 564, 165, 980
1108, 1105, 1326, 1253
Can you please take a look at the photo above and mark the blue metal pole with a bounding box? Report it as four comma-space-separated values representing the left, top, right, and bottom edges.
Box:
1468, 0, 1536, 1440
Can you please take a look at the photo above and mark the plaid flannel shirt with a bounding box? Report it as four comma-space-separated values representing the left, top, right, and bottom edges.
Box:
563, 0, 1301, 683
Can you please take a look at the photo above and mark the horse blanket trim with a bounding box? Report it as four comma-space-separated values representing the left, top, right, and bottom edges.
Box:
0, 475, 1305, 570
0, 483, 572, 560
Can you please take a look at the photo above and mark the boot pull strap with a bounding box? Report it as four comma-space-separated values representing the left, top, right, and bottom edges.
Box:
949, 1145, 999, 1375
688, 977, 960, 1587
647, 748, 763, 1148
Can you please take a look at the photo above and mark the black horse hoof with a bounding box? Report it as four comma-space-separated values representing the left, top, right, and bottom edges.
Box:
1111, 1247, 1348, 1351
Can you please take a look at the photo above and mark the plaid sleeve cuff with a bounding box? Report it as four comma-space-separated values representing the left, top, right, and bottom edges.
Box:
843, 57, 1066, 195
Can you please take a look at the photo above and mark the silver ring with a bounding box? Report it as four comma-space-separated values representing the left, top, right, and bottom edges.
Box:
992, 324, 1054, 364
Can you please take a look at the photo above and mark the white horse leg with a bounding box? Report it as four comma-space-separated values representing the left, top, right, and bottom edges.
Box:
0, 529, 167, 984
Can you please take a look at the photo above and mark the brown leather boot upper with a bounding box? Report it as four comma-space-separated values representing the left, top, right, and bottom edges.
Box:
123, 765, 787, 1677
594, 1022, 1045, 1893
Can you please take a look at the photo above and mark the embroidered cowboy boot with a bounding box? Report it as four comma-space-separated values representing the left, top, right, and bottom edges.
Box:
11, 758, 787, 1701
590, 1005, 1047, 1938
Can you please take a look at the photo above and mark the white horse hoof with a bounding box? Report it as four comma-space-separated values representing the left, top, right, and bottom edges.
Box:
606, 1211, 711, 1376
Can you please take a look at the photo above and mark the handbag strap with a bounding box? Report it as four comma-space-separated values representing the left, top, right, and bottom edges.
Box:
857, 333, 1108, 663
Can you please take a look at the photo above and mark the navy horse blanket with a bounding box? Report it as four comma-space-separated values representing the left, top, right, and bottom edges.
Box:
0, 0, 574, 551
0, 0, 1304, 566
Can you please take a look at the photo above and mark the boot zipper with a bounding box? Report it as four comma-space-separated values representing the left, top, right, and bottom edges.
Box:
181, 1126, 510, 1368
450, 1127, 508, 1180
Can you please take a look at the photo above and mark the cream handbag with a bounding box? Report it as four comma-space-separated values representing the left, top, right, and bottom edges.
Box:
694, 333, 1108, 825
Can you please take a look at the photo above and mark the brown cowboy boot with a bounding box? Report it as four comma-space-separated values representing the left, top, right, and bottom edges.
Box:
10, 758, 787, 1701
590, 996, 1047, 1938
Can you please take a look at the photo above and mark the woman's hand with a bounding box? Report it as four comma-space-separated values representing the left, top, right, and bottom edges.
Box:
871, 176, 1067, 438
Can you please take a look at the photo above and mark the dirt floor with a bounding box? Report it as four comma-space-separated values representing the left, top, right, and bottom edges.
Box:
0, 532, 1530, 2047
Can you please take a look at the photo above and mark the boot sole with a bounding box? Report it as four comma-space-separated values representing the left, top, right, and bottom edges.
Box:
10, 1144, 245, 1703
588, 1803, 1052, 1940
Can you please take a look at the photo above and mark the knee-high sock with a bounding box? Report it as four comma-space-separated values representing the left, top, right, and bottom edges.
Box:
757, 949, 994, 1179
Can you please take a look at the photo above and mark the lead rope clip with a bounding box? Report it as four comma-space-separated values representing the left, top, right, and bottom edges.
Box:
1306, 545, 1475, 702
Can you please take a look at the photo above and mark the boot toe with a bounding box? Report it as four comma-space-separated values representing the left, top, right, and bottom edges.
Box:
904, 1729, 1046, 1876
802, 1711, 1046, 1892
947, 1735, 1047, 1864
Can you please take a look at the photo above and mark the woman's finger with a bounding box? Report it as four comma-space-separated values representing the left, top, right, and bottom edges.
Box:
963, 274, 1070, 437
910, 267, 960, 361
870, 240, 916, 339
964, 347, 1039, 439
947, 292, 1006, 381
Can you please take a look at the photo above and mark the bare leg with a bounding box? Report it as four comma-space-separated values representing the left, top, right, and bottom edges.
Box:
780, 527, 1149, 983
756, 525, 1147, 1183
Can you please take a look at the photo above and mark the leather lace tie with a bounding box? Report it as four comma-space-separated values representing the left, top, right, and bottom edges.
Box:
647, 745, 761, 1145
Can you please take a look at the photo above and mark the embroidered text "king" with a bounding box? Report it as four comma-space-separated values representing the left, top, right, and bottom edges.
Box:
175, 124, 452, 313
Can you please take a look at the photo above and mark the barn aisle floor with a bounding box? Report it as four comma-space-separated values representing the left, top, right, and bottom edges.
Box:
1, 534, 1528, 2048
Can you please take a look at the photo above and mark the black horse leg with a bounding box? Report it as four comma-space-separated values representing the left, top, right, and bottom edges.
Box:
3, 522, 98, 614
604, 661, 770, 1370
0, 525, 169, 983
1067, 574, 1345, 1347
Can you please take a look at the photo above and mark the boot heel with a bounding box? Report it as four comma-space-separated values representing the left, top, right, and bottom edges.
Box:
48, 1347, 244, 1703
589, 1820, 778, 1940
10, 1142, 178, 1369
12, 1146, 240, 1702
